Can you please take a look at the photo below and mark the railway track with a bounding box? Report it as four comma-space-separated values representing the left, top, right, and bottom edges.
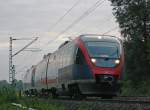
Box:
54, 96, 150, 105
100, 96, 150, 103
22, 96, 150, 110
55, 96, 150, 110
26, 95, 150, 103
92, 98, 150, 104
49, 97, 149, 110
30, 95, 150, 104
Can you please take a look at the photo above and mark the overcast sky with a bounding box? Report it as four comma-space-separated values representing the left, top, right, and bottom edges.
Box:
0, 0, 120, 81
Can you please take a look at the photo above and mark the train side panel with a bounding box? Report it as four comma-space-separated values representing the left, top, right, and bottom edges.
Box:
47, 53, 58, 88
23, 66, 36, 91
34, 58, 48, 90
23, 69, 31, 91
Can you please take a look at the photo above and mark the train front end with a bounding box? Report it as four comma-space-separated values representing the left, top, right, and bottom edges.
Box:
78, 35, 124, 97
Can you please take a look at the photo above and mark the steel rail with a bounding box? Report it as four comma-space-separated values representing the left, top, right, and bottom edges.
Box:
55, 96, 150, 104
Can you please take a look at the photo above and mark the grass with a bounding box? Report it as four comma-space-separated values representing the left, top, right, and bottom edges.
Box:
0, 87, 67, 110
0, 103, 27, 110
18, 98, 66, 110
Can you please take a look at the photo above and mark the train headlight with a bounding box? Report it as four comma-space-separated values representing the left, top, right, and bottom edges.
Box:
115, 59, 120, 64
91, 58, 96, 63
98, 36, 102, 39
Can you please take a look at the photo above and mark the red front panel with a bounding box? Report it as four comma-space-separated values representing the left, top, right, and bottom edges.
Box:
75, 38, 124, 80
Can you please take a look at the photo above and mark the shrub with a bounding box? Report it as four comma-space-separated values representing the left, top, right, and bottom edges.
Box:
0, 87, 18, 104
121, 80, 150, 96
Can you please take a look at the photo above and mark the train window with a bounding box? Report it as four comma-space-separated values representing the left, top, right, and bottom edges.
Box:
75, 48, 87, 65
85, 41, 121, 67
85, 42, 120, 58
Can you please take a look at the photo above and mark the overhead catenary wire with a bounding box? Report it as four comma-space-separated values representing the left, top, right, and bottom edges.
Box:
77, 14, 115, 35
102, 26, 119, 35
33, 0, 83, 54
48, 0, 81, 31
45, 0, 106, 45
23, 0, 106, 68
37, 0, 106, 51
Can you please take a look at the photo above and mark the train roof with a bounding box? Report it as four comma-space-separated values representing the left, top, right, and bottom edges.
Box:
57, 34, 122, 50
58, 41, 70, 49
79, 34, 121, 43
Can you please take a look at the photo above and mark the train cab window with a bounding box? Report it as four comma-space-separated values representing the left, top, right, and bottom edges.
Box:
75, 48, 86, 65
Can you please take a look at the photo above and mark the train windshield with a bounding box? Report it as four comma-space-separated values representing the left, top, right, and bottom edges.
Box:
85, 42, 120, 67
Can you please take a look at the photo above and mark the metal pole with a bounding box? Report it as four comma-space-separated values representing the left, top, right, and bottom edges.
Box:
12, 65, 16, 86
9, 37, 13, 83
12, 65, 16, 82
9, 37, 38, 84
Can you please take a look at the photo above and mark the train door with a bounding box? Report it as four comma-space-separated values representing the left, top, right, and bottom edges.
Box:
75, 48, 87, 65
74, 47, 93, 79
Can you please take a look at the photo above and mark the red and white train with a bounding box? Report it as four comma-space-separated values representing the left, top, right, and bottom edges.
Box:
23, 34, 124, 98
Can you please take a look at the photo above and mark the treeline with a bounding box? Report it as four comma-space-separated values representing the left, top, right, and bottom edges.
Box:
0, 80, 23, 91
110, 0, 150, 95
0, 80, 10, 89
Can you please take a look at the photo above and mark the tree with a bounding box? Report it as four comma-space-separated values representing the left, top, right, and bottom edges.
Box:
110, 0, 150, 82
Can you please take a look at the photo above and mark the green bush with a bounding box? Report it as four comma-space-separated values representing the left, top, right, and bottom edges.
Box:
0, 87, 18, 104
121, 80, 150, 96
